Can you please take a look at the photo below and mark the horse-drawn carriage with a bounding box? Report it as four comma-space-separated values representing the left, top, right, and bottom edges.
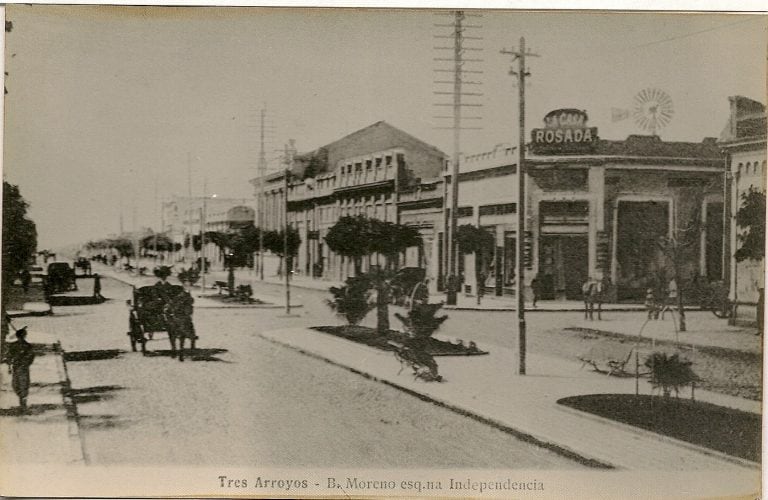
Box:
127, 283, 197, 361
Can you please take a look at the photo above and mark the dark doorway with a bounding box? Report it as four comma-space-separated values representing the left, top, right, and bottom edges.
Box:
705, 202, 724, 282
616, 200, 669, 300
538, 235, 588, 300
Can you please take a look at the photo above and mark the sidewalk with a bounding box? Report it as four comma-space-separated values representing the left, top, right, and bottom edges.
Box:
114, 263, 758, 353
0, 330, 84, 464
94, 264, 303, 309
260, 326, 760, 475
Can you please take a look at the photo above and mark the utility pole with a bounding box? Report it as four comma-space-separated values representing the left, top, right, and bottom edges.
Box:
502, 37, 538, 375
187, 152, 193, 264
283, 141, 296, 315
200, 178, 208, 295
258, 107, 267, 281
433, 10, 483, 304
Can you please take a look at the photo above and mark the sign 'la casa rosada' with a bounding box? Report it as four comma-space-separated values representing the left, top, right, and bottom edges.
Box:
531, 109, 599, 155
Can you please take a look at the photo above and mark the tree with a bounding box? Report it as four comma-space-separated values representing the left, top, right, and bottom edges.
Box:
326, 216, 422, 333
2, 182, 38, 288
457, 224, 495, 305
110, 238, 135, 263
656, 207, 703, 333
324, 216, 372, 275
2, 181, 37, 360
367, 219, 422, 332
369, 219, 422, 270
264, 228, 301, 277
734, 187, 765, 263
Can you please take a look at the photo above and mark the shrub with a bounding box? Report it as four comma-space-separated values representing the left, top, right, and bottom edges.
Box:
644, 352, 699, 398
326, 276, 375, 326
177, 267, 200, 287
153, 265, 172, 281
235, 284, 253, 303
395, 302, 448, 341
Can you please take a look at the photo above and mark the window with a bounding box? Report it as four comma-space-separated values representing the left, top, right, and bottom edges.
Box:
457, 206, 474, 217
479, 203, 517, 216
738, 163, 744, 174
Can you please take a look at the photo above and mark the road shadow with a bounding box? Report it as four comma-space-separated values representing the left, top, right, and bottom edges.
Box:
64, 349, 126, 362
49, 296, 108, 306
66, 385, 125, 404
0, 403, 62, 417
47, 311, 90, 317
29, 381, 64, 388
144, 348, 230, 363
78, 414, 131, 430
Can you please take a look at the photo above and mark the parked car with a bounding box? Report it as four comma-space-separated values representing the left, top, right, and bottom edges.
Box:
46, 262, 78, 293
390, 267, 427, 305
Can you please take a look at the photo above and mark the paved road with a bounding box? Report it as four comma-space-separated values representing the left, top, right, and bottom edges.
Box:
24, 277, 582, 468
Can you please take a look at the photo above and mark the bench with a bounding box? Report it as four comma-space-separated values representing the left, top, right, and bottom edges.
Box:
214, 280, 229, 294
577, 341, 635, 376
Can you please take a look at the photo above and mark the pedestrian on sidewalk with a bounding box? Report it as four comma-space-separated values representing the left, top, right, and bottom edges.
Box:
92, 273, 103, 300
4, 327, 35, 412
20, 269, 31, 294
660, 277, 678, 320
531, 273, 542, 308
645, 288, 659, 320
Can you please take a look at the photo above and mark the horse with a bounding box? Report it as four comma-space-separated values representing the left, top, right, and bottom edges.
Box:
162, 287, 197, 362
582, 278, 606, 321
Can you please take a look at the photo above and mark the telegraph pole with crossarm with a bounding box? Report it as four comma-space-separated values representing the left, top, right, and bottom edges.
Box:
501, 37, 538, 375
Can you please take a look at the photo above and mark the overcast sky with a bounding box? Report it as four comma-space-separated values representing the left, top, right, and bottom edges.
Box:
3, 6, 766, 249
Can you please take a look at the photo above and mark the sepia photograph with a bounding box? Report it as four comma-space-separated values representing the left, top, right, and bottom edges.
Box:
0, 4, 765, 498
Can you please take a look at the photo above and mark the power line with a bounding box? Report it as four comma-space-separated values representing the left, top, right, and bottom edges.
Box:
569, 16, 762, 63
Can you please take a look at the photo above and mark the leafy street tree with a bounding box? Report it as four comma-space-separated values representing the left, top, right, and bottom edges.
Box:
204, 225, 262, 296
456, 224, 495, 305
734, 187, 765, 263
324, 215, 372, 275
2, 181, 38, 359
110, 238, 136, 264
263, 228, 301, 278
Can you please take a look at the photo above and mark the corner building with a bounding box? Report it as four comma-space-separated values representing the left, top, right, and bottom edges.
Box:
527, 134, 723, 301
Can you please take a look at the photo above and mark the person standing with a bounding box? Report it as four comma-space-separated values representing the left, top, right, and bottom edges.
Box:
4, 327, 35, 412
20, 269, 31, 294
660, 277, 678, 320
92, 273, 103, 300
531, 274, 542, 308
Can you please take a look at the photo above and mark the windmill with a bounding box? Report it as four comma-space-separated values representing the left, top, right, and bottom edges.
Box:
612, 88, 675, 136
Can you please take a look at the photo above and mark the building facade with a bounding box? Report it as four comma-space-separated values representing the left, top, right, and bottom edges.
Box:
250, 121, 446, 281
720, 96, 766, 325
438, 109, 725, 302
161, 195, 255, 267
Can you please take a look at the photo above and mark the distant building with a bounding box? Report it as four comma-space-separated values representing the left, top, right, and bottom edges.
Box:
161, 195, 254, 267
249, 121, 446, 280
720, 96, 766, 325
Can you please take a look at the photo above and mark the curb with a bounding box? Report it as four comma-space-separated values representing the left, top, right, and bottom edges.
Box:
259, 332, 615, 470
53, 342, 87, 465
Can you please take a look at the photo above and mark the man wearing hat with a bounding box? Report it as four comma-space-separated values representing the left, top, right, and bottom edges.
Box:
5, 326, 35, 412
